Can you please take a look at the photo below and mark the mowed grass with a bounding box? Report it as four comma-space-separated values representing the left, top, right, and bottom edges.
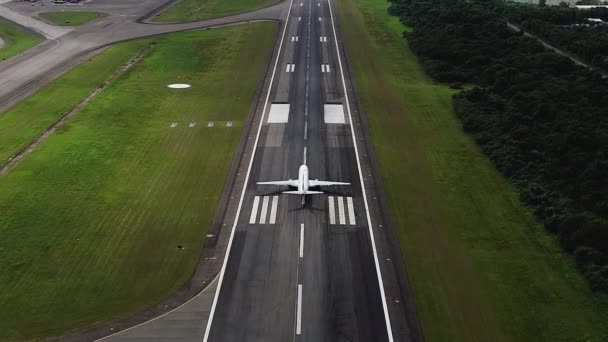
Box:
154, 0, 277, 22
0, 18, 41, 61
336, 0, 608, 340
0, 22, 277, 340
0, 42, 148, 166
39, 11, 107, 26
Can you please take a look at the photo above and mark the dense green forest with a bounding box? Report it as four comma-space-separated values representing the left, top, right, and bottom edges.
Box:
388, 0, 608, 291
500, 3, 608, 70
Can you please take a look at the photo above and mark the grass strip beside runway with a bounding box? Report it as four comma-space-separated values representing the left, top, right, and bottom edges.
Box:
154, 0, 277, 22
0, 41, 149, 166
0, 18, 41, 61
335, 0, 608, 340
38, 11, 107, 26
0, 22, 277, 340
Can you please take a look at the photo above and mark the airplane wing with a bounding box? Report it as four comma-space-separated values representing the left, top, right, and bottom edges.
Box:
309, 180, 350, 187
257, 180, 299, 187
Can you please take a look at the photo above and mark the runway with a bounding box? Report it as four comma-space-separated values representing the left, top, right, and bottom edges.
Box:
205, 0, 394, 340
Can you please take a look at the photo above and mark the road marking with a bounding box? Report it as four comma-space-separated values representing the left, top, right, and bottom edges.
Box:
326, 64, 330, 72
250, 196, 260, 224
324, 104, 345, 124
301, 2, 303, 6
299, 223, 304, 258
291, 64, 296, 72
328, 196, 336, 224
292, 36, 299, 42
347, 196, 356, 225
269, 196, 279, 224
298, 16, 301, 21
319, 17, 322, 21
203, 0, 295, 338
327, 0, 394, 338
304, 121, 308, 140
268, 103, 290, 123
303, 146, 307, 164
320, 36, 327, 42
260, 196, 270, 224
296, 284, 303, 335
321, 64, 325, 72
338, 196, 346, 224
286, 64, 291, 72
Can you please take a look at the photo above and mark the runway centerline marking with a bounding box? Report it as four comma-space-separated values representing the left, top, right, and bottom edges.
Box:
328, 0, 395, 338
202, 0, 295, 337
249, 196, 260, 224
296, 284, 303, 335
299, 223, 304, 258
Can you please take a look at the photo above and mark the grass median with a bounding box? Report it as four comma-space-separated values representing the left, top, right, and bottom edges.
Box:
39, 11, 107, 26
0, 18, 41, 61
0, 22, 277, 340
335, 0, 608, 340
154, 0, 277, 22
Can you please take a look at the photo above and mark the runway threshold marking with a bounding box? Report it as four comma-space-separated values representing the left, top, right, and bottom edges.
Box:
296, 284, 303, 335
328, 196, 336, 224
259, 196, 270, 224
328, 196, 355, 225
202, 0, 295, 335
249, 196, 260, 224
269, 196, 279, 224
327, 0, 395, 338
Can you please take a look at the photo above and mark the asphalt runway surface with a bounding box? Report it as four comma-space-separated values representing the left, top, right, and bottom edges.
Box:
204, 0, 415, 340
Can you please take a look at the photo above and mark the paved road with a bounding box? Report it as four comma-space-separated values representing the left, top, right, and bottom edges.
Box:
0, 0, 286, 114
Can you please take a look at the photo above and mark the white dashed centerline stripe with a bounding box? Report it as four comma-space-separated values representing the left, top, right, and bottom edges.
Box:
260, 196, 269, 224
299, 223, 304, 258
296, 284, 303, 335
250, 196, 260, 224
337, 196, 346, 224
327, 0, 394, 338
269, 196, 279, 224
347, 197, 356, 225
328, 196, 336, 224
202, 0, 295, 338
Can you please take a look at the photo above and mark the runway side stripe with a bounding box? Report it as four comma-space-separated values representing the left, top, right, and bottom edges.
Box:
338, 196, 346, 225
260, 196, 269, 224
328, 0, 395, 338
328, 196, 336, 224
347, 197, 356, 225
250, 196, 260, 224
296, 284, 303, 335
203, 0, 295, 338
269, 196, 279, 224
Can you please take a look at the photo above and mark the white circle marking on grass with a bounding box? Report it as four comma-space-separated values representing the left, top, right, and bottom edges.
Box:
168, 83, 191, 89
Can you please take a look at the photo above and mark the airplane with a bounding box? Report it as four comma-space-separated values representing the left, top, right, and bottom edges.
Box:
257, 164, 349, 204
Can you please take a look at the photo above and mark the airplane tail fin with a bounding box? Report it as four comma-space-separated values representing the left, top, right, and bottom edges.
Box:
282, 190, 324, 195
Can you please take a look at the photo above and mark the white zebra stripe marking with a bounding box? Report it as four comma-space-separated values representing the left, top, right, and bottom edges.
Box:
269, 196, 279, 224
250, 196, 260, 224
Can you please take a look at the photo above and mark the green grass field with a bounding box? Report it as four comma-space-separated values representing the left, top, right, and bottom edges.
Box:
154, 0, 277, 22
39, 11, 107, 26
336, 0, 608, 340
0, 42, 149, 167
0, 22, 277, 340
0, 19, 41, 61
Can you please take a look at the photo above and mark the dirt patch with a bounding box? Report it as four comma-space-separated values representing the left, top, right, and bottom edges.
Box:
0, 45, 152, 176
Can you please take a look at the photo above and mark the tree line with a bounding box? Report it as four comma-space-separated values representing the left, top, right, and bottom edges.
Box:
500, 2, 608, 70
388, 0, 608, 291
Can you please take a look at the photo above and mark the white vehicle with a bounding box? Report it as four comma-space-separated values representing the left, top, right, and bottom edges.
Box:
257, 164, 349, 202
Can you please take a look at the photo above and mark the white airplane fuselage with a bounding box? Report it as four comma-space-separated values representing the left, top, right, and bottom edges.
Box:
297, 164, 309, 193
